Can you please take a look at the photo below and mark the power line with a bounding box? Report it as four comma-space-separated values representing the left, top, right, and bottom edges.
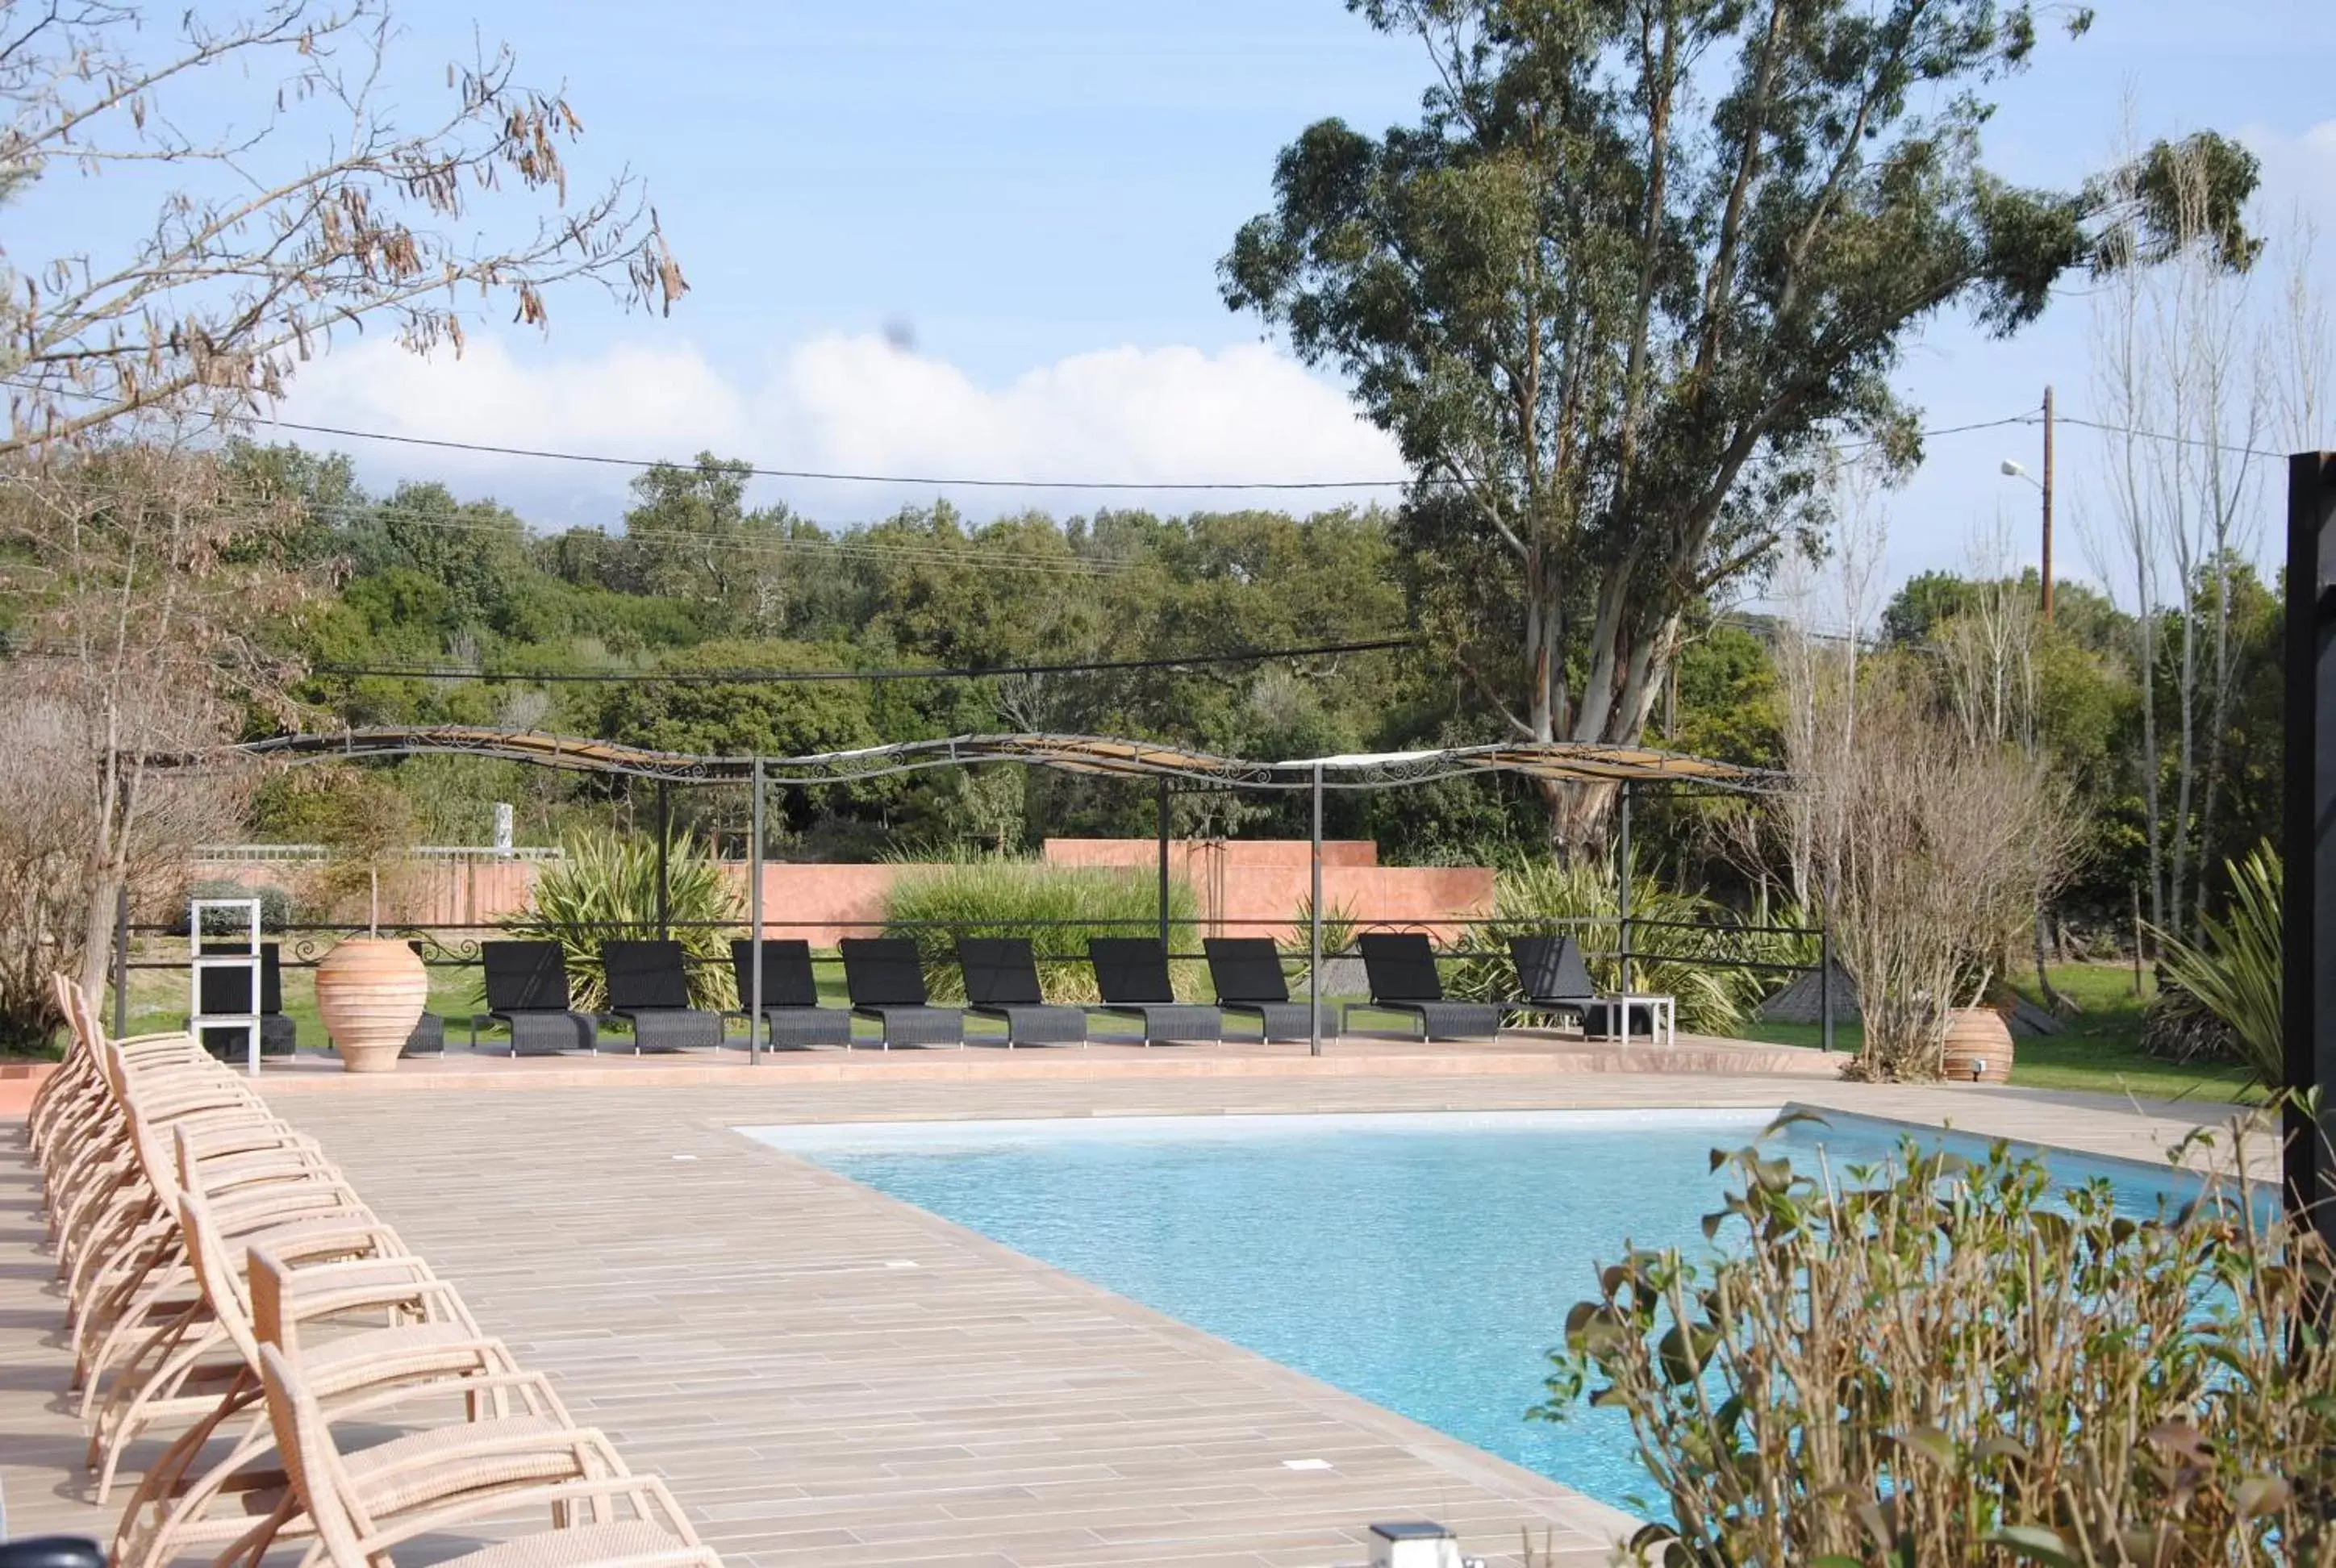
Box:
303, 636, 1419, 686
2048, 411, 2293, 463
245, 416, 1419, 492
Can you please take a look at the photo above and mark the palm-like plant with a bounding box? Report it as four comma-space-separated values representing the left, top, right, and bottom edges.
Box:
2154, 842, 2281, 1086
1442, 857, 1799, 1035
501, 830, 741, 1011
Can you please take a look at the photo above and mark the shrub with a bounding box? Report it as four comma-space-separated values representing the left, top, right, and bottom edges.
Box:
2140, 982, 2241, 1065
1541, 1115, 2333, 1565
1441, 858, 1804, 1035
500, 830, 740, 1011
2154, 843, 2280, 1086
174, 879, 295, 935
882, 855, 1198, 1002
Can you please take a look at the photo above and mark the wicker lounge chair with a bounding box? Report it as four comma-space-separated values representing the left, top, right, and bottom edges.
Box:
480, 942, 598, 1055
1086, 938, 1220, 1045
1349, 932, 1503, 1040
837, 938, 963, 1049
196, 944, 297, 1060
600, 941, 724, 1053
1201, 938, 1315, 1042
1509, 934, 1665, 1040
1508, 934, 1604, 1028
728, 939, 853, 1049
956, 938, 1087, 1047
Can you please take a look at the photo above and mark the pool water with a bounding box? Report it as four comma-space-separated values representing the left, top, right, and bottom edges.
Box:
745, 1109, 2192, 1513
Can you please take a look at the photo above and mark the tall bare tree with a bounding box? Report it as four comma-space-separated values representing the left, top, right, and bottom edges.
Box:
1, 0, 686, 454
2085, 131, 2268, 942
0, 2, 684, 1036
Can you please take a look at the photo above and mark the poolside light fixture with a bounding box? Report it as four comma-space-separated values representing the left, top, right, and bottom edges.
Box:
1369, 1520, 1473, 1568
1282, 1457, 1332, 1470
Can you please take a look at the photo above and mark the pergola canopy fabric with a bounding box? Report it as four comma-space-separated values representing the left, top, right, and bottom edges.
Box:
171, 727, 1781, 794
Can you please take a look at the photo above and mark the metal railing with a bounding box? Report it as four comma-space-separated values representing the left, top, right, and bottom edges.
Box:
115, 907, 1839, 1055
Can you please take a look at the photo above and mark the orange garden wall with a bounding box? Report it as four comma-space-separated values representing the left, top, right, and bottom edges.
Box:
190, 840, 1494, 945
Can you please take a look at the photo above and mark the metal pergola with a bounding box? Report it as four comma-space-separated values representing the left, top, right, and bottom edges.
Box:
150, 727, 1783, 1059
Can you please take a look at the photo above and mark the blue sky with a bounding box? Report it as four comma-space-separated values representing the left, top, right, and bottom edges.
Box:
233, 0, 2336, 598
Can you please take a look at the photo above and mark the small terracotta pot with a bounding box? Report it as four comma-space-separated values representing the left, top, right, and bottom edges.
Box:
1942, 1007, 2015, 1086
314, 937, 428, 1074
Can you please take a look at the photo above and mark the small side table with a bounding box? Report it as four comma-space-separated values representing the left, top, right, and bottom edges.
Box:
1587, 994, 1675, 1047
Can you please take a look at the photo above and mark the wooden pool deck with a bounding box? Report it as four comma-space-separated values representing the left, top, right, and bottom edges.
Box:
1, 1065, 2262, 1566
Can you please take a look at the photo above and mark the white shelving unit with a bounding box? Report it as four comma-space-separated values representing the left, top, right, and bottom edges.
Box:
188, 898, 263, 1078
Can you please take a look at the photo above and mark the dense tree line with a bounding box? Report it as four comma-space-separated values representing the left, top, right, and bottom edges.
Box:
223, 441, 2284, 940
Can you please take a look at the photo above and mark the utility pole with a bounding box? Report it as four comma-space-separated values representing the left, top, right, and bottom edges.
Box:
2041, 385, 2055, 623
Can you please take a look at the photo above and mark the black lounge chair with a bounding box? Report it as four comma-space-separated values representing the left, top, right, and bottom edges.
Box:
838, 937, 963, 1049
1087, 937, 1221, 1045
1510, 933, 1662, 1041
601, 940, 724, 1052
196, 942, 296, 1060
1202, 937, 1315, 1042
479, 940, 598, 1055
1508, 934, 1603, 1029
730, 938, 853, 1049
1349, 932, 1503, 1040
956, 937, 1088, 1047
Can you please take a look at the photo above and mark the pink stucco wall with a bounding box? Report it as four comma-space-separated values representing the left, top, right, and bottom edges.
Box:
192, 840, 1494, 945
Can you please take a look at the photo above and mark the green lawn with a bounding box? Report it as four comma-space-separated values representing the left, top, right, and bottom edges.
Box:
1738, 961, 2259, 1105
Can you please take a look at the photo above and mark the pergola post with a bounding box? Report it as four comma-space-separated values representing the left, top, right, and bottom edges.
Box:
1616, 782, 1633, 995
1156, 778, 1171, 952
1309, 763, 1324, 1057
748, 759, 764, 1065
2284, 452, 2336, 1234
654, 779, 671, 941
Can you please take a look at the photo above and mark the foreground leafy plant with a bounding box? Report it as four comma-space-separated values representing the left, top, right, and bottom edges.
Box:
502, 830, 740, 1011
1540, 1114, 2333, 1565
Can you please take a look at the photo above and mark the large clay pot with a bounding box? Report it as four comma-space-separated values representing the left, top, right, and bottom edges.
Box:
314, 938, 428, 1074
1942, 1007, 2015, 1086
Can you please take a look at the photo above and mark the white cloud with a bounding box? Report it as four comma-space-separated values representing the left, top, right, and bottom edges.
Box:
270, 332, 1405, 526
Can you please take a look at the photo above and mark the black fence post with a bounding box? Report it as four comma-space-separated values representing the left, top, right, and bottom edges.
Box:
654, 779, 671, 941
1616, 783, 1633, 995
1156, 778, 1171, 952
112, 883, 130, 1036
1817, 915, 1834, 1055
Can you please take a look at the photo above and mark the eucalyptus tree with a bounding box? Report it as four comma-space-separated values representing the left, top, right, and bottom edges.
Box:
1223, 0, 2254, 849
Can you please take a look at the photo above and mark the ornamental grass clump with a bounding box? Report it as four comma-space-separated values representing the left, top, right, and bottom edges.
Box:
882, 855, 1198, 1002
1443, 858, 1800, 1035
1538, 1114, 2334, 1566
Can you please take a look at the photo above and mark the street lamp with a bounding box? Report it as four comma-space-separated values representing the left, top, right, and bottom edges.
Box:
1996, 387, 2054, 621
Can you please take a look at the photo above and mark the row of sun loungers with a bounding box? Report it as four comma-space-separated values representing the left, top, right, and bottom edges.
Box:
480, 932, 1644, 1050
24, 974, 725, 1568
194, 932, 1650, 1057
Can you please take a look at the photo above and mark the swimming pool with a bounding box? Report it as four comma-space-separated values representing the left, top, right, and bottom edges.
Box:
745, 1108, 2192, 1513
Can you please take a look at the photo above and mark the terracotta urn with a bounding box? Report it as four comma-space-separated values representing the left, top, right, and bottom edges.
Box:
1942, 1007, 2015, 1086
314, 937, 428, 1074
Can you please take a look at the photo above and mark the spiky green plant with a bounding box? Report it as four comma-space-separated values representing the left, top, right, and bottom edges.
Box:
882, 854, 1199, 1002
2154, 842, 2281, 1086
1442, 858, 1801, 1035
501, 830, 741, 1011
